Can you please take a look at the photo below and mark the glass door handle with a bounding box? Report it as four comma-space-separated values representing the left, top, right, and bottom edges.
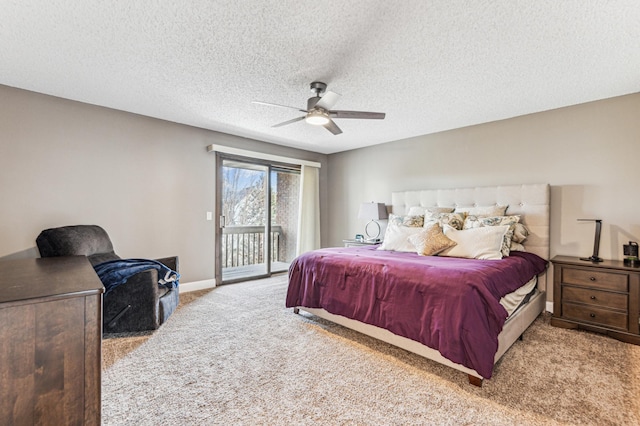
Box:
220, 215, 226, 228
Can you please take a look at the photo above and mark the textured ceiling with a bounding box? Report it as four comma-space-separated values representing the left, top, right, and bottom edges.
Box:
1, 1, 639, 155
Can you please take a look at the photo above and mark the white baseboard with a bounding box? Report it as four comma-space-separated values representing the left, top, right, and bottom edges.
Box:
545, 301, 553, 314
180, 278, 216, 293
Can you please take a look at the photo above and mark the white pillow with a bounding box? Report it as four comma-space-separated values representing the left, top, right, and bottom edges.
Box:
463, 215, 520, 257
378, 222, 425, 252
440, 225, 509, 260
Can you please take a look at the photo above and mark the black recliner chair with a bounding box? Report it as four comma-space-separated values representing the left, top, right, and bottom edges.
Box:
36, 225, 179, 333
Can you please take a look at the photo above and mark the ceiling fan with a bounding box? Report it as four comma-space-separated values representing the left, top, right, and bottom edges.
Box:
252, 81, 385, 135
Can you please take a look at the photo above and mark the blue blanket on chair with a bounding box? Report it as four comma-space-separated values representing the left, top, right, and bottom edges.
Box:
93, 258, 180, 295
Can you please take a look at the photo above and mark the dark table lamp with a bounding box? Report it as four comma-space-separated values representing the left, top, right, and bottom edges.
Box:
358, 202, 388, 241
578, 219, 603, 262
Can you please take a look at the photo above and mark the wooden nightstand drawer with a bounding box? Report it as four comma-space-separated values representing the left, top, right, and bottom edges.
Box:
561, 267, 628, 292
562, 302, 628, 330
562, 286, 628, 311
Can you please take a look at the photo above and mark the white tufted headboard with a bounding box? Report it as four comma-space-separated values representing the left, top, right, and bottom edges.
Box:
391, 184, 550, 290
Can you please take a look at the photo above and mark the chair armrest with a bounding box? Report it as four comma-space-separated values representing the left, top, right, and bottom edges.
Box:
103, 269, 160, 331
108, 269, 160, 304
155, 256, 179, 272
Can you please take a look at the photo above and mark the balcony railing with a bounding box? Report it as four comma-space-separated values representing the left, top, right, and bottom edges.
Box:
221, 225, 283, 269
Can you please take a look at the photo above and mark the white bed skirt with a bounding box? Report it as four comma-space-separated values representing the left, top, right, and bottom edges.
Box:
296, 289, 545, 381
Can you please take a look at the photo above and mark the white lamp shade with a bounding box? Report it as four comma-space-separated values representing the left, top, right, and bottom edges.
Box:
358, 202, 388, 220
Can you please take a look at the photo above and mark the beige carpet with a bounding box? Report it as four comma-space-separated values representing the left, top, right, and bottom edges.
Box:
102, 275, 640, 425
102, 288, 213, 369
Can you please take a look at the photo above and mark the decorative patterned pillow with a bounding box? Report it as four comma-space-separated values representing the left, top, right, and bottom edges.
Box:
424, 212, 466, 230
378, 222, 425, 252
463, 215, 520, 257
454, 205, 508, 217
510, 242, 526, 252
388, 213, 424, 227
512, 223, 530, 244
408, 223, 457, 256
440, 225, 509, 260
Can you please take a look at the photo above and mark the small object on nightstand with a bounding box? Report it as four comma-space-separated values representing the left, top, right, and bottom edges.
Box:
623, 241, 640, 267
577, 219, 603, 262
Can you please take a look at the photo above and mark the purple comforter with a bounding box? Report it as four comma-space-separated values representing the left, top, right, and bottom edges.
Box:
286, 246, 547, 378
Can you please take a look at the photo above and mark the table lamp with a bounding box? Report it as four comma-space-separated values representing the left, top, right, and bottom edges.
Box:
578, 219, 603, 262
358, 202, 388, 241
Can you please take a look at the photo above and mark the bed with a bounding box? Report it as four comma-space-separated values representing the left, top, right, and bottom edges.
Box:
286, 184, 550, 386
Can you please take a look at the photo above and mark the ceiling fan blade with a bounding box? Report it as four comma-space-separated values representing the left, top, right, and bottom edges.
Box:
272, 116, 305, 128
323, 119, 343, 135
315, 90, 341, 110
253, 101, 307, 113
330, 110, 386, 120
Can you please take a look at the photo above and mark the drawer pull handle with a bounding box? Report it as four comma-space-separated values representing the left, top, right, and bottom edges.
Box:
590, 296, 596, 300
589, 277, 596, 281
590, 313, 596, 318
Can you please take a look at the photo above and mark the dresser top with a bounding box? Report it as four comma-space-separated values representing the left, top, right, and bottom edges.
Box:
0, 256, 104, 304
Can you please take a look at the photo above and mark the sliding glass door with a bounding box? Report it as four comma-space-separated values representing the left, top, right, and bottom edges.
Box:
219, 159, 269, 282
270, 166, 300, 274
216, 155, 300, 284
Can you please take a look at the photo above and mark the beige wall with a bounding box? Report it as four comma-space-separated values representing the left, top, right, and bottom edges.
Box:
4, 83, 639, 292
0, 85, 328, 283
327, 93, 640, 282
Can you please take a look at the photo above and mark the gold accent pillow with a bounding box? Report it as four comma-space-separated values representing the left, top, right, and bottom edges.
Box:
408, 223, 457, 256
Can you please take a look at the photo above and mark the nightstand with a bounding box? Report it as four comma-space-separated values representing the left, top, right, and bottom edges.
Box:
550, 256, 640, 345
343, 239, 381, 247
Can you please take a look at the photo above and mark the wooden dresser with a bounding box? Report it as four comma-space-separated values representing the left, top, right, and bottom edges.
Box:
0, 256, 104, 425
551, 255, 640, 345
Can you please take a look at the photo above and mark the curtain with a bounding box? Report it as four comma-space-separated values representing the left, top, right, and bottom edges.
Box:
296, 165, 320, 255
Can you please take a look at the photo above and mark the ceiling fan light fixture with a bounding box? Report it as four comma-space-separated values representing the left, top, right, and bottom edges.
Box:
254, 82, 385, 135
305, 109, 330, 125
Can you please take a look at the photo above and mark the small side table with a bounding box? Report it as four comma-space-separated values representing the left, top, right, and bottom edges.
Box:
343, 239, 381, 247
550, 255, 640, 345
